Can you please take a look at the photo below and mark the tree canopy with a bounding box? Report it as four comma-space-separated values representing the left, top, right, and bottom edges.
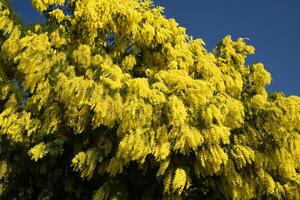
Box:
0, 0, 299, 199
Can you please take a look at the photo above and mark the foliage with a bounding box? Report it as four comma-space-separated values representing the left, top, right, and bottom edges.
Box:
0, 0, 299, 199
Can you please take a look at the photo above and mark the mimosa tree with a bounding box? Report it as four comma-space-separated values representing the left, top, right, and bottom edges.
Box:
0, 0, 299, 199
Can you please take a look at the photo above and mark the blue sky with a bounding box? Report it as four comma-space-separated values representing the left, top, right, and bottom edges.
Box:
11, 0, 300, 95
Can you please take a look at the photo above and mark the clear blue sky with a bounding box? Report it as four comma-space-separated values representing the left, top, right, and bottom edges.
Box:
11, 0, 300, 96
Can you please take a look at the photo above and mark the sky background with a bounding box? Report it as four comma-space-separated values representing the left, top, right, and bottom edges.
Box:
11, 0, 300, 96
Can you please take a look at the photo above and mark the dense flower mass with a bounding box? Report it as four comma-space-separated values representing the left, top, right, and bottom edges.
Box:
0, 0, 299, 199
